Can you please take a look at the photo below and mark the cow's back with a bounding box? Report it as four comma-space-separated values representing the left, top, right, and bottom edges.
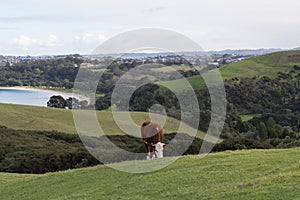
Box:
141, 121, 162, 144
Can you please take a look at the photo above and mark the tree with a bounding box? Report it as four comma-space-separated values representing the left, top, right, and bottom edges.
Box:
66, 97, 80, 109
95, 94, 111, 110
79, 100, 88, 108
258, 122, 268, 141
266, 117, 279, 138
47, 95, 66, 108
280, 128, 291, 139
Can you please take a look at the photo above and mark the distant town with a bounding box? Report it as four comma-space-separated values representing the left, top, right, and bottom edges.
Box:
1, 48, 296, 69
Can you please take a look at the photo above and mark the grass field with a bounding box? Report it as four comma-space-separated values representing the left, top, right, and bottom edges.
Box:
0, 103, 206, 138
219, 50, 299, 80
0, 148, 299, 199
240, 114, 262, 122
159, 50, 300, 91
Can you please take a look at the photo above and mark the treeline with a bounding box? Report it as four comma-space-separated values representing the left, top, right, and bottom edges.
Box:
0, 56, 202, 94
0, 125, 279, 174
0, 57, 81, 88
47, 95, 88, 109
222, 67, 300, 142
0, 57, 115, 94
0, 126, 99, 174
225, 66, 300, 115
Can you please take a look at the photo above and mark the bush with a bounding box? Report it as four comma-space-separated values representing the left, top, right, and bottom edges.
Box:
213, 138, 272, 152
0, 128, 99, 174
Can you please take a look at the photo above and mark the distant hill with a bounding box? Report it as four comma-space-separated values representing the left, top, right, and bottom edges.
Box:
207, 48, 284, 55
89, 48, 287, 58
293, 47, 300, 50
220, 50, 300, 79
1, 148, 299, 199
160, 50, 300, 91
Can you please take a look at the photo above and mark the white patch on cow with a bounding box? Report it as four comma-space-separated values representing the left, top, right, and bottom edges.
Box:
146, 151, 156, 160
154, 142, 165, 158
146, 152, 151, 160
156, 127, 160, 132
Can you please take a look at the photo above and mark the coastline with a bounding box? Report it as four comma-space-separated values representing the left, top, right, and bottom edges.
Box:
0, 86, 91, 103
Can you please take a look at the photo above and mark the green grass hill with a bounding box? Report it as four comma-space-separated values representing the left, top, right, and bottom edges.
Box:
0, 148, 299, 199
0, 103, 206, 138
160, 50, 300, 91
220, 50, 300, 80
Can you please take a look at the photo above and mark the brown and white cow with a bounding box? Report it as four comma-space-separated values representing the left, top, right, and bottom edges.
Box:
141, 121, 165, 160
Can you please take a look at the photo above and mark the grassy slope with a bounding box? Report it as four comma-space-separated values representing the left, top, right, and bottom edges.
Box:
160, 50, 300, 91
240, 114, 262, 122
0, 103, 76, 133
220, 50, 300, 80
0, 103, 206, 138
0, 148, 299, 199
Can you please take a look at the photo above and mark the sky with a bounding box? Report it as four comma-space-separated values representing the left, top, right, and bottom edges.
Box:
0, 0, 300, 55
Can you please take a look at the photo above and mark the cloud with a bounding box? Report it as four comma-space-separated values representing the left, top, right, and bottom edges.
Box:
9, 34, 61, 51
73, 32, 107, 50
1, 0, 300, 54
142, 6, 166, 14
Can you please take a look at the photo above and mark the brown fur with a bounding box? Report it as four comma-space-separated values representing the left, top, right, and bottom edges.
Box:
141, 121, 163, 156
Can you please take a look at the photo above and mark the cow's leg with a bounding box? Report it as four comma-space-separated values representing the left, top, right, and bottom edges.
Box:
146, 151, 151, 160
150, 151, 155, 159
143, 142, 150, 160
149, 145, 155, 159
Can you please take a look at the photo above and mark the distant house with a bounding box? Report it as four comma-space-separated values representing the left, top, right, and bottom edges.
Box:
208, 62, 220, 67
80, 62, 94, 68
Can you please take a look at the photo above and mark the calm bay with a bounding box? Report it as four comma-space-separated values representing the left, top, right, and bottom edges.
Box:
0, 87, 75, 107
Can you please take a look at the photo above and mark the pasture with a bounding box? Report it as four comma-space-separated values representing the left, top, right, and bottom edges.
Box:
159, 50, 300, 91
0, 103, 207, 139
0, 148, 299, 199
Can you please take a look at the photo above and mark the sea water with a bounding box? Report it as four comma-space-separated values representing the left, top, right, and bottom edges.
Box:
0, 88, 71, 107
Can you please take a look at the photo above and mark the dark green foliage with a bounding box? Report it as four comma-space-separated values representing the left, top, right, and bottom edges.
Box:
85, 133, 276, 163
47, 95, 87, 109
1, 127, 212, 173
163, 133, 205, 156
271, 136, 300, 148
128, 84, 180, 115
65, 97, 80, 109
258, 122, 268, 141
225, 71, 300, 115
250, 112, 300, 129
81, 133, 207, 163
213, 138, 272, 151
0, 128, 99, 174
281, 128, 291, 139
129, 83, 161, 111
0, 126, 296, 174
0, 57, 116, 95
47, 95, 66, 108
293, 65, 300, 70
266, 117, 280, 138
95, 94, 111, 110
0, 58, 81, 88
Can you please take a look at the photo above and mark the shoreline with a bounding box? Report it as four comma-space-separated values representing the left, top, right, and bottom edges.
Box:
0, 86, 91, 103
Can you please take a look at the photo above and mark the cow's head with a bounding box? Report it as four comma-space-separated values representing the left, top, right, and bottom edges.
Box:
153, 142, 166, 158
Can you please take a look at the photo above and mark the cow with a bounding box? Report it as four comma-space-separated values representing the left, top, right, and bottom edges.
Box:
141, 120, 165, 160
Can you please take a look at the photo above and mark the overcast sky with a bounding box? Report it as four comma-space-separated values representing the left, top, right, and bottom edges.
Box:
0, 0, 299, 55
